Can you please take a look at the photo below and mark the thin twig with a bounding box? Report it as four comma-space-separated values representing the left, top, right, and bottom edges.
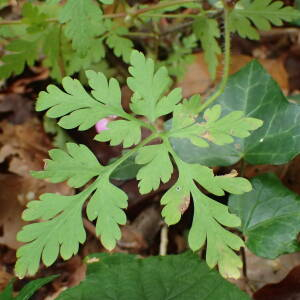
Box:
198, 1, 231, 112
159, 224, 169, 256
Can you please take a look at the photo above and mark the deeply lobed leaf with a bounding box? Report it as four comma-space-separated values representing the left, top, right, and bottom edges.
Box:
193, 16, 221, 79
59, 0, 104, 55
86, 176, 128, 250
230, 0, 300, 39
16, 50, 262, 280
36, 70, 126, 130
32, 143, 102, 188
95, 120, 142, 148
136, 144, 173, 194
16, 193, 87, 278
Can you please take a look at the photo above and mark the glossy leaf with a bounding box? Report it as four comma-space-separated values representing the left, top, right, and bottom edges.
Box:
171, 61, 300, 166
229, 173, 300, 259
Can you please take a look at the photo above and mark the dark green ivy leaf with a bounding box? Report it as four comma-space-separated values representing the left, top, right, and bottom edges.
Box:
229, 173, 300, 259
57, 252, 250, 300
171, 61, 300, 166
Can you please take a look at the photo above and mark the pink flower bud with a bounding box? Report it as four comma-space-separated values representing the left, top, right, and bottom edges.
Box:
95, 115, 117, 133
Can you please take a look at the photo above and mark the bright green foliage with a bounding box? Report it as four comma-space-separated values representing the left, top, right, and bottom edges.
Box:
0, 275, 57, 300
229, 173, 300, 259
16, 50, 262, 279
193, 16, 221, 79
32, 143, 102, 188
57, 252, 250, 300
95, 120, 141, 148
16, 143, 128, 277
128, 51, 173, 122
136, 144, 174, 194
170, 103, 262, 148
36, 70, 127, 130
86, 176, 127, 250
201, 105, 263, 145
161, 159, 252, 278
171, 60, 300, 166
16, 192, 88, 278
230, 0, 300, 39
59, 0, 104, 55
0, 39, 38, 79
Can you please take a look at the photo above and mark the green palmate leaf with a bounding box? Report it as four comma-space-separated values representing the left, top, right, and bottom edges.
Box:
193, 16, 221, 79
95, 120, 141, 148
16, 192, 88, 278
0, 39, 38, 79
201, 105, 263, 145
230, 0, 300, 39
229, 173, 300, 259
161, 174, 190, 225
16, 155, 128, 277
106, 27, 134, 63
18, 50, 260, 279
170, 103, 262, 150
135, 144, 173, 194
0, 276, 57, 300
86, 175, 127, 250
32, 143, 102, 188
59, 0, 104, 55
161, 158, 250, 278
171, 61, 300, 166
128, 50, 175, 122
188, 190, 243, 278
57, 252, 250, 300
36, 70, 127, 130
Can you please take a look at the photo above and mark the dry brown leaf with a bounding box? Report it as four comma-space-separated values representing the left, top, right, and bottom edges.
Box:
0, 118, 73, 249
178, 53, 289, 98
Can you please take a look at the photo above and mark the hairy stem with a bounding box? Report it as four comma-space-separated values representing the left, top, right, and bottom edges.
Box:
131, 0, 198, 18
198, 2, 231, 112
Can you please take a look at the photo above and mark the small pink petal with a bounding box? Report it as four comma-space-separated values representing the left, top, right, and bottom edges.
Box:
95, 119, 109, 133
